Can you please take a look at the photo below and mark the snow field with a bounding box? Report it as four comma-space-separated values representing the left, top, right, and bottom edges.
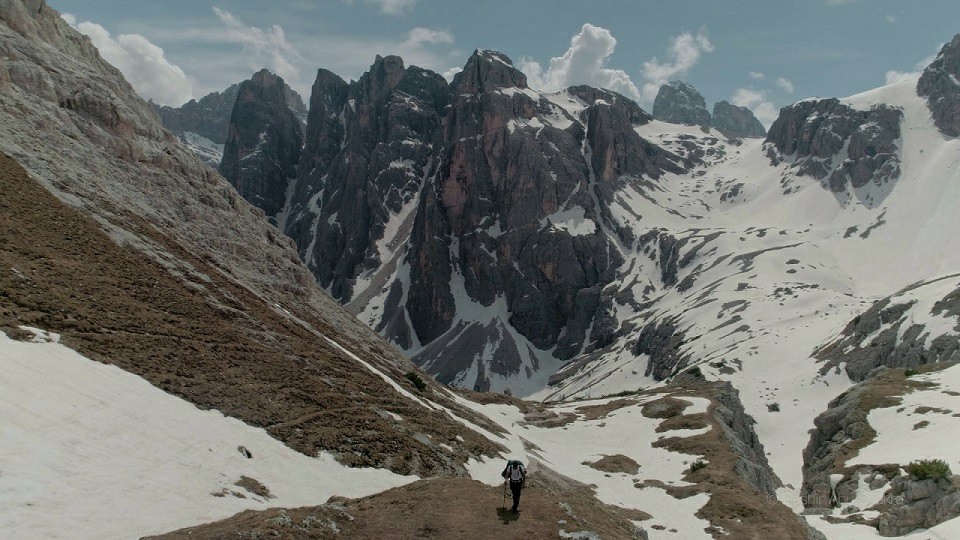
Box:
0, 333, 415, 539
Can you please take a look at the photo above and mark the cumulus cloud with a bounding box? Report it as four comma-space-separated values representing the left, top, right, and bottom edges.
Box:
731, 87, 779, 128
749, 71, 766, 80
213, 7, 301, 82
62, 13, 192, 106
884, 52, 937, 85
639, 28, 714, 102
776, 76, 794, 93
518, 23, 640, 100
403, 27, 454, 47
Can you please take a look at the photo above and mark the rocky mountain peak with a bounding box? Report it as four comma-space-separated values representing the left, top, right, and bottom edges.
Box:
218, 69, 304, 224
652, 80, 711, 126
712, 100, 766, 138
452, 49, 527, 94
917, 33, 960, 136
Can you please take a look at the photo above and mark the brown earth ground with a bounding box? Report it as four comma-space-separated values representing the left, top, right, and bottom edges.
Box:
0, 152, 502, 476
148, 473, 647, 540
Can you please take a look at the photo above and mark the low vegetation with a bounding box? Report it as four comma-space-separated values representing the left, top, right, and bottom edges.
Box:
905, 459, 952, 480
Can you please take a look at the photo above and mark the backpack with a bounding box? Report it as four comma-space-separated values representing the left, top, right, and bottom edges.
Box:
502, 460, 525, 482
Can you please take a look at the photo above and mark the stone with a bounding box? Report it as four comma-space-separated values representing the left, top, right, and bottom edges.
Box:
712, 100, 766, 138
218, 69, 304, 225
765, 98, 902, 197
917, 34, 960, 137
652, 81, 711, 126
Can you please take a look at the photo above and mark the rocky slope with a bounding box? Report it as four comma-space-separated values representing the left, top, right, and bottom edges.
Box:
0, 0, 510, 482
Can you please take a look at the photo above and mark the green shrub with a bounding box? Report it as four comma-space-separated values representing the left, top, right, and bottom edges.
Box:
905, 459, 951, 480
905, 368, 919, 377
686, 366, 703, 378
404, 372, 427, 392
690, 460, 707, 473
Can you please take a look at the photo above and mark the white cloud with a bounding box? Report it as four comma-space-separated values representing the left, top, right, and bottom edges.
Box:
883, 52, 937, 85
403, 27, 453, 47
442, 66, 462, 82
213, 7, 301, 82
749, 71, 766, 80
885, 14, 897, 23
367, 0, 417, 15
62, 13, 192, 106
639, 28, 714, 102
776, 76, 794, 93
518, 23, 640, 100
731, 87, 779, 128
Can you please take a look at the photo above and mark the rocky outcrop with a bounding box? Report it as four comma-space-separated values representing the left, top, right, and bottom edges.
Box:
218, 69, 305, 225
816, 275, 960, 381
653, 81, 711, 127
765, 99, 902, 195
713, 381, 783, 495
151, 84, 240, 145
285, 55, 448, 304
801, 366, 960, 536
917, 34, 960, 137
875, 475, 960, 536
633, 318, 688, 380
712, 100, 766, 138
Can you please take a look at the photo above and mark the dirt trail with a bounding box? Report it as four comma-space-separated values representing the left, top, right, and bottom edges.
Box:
148, 476, 646, 539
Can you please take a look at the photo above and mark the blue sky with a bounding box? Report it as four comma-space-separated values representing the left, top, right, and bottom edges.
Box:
51, 0, 960, 126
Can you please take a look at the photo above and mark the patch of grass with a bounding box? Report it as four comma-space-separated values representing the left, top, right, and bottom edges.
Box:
686, 366, 703, 378
905, 459, 952, 480
690, 460, 707, 473
905, 368, 919, 377
404, 372, 427, 392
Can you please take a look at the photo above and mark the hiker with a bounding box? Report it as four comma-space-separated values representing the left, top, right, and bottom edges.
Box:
501, 459, 526, 513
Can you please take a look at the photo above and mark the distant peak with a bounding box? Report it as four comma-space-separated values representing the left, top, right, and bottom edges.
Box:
473, 49, 515, 67
454, 49, 526, 93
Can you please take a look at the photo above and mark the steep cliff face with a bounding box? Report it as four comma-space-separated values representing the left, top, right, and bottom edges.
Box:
272, 49, 686, 392
218, 69, 305, 224
284, 55, 448, 302
918, 34, 960, 137
154, 77, 306, 169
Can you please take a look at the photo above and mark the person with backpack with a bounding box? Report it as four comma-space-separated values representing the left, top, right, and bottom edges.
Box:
501, 459, 526, 513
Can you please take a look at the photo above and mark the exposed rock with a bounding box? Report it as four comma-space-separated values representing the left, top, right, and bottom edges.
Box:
218, 69, 305, 224
917, 34, 960, 137
713, 382, 783, 495
633, 318, 687, 380
816, 275, 960, 381
152, 84, 240, 144
286, 55, 448, 304
764, 99, 902, 198
652, 81, 711, 127
712, 100, 766, 138
876, 475, 960, 536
